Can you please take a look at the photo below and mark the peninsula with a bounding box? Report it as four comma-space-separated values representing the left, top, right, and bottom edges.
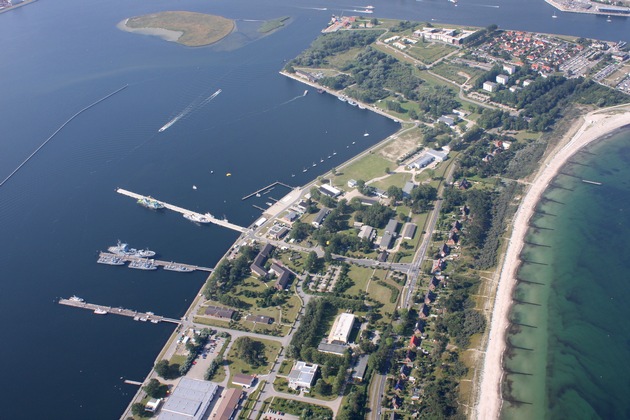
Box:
119, 11, 235, 47
68, 16, 629, 420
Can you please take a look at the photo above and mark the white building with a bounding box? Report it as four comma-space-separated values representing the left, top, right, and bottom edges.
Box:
496, 74, 509, 85
358, 225, 376, 241
483, 81, 497, 92
319, 184, 342, 198
288, 361, 319, 390
503, 64, 517, 75
328, 313, 356, 344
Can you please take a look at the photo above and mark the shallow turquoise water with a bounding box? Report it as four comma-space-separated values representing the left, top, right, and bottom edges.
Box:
503, 129, 630, 419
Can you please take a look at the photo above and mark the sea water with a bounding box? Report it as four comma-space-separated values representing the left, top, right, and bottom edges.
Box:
502, 129, 630, 419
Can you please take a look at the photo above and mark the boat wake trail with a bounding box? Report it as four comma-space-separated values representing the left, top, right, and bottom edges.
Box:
158, 89, 222, 133
470, 3, 500, 7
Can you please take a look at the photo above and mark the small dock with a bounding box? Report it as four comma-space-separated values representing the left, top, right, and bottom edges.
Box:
581, 179, 602, 186
116, 188, 246, 233
97, 252, 213, 273
59, 298, 181, 324
241, 181, 294, 201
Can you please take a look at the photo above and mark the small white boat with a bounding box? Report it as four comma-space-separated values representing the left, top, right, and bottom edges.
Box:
363, 132, 370, 137
94, 308, 107, 315
303, 90, 308, 96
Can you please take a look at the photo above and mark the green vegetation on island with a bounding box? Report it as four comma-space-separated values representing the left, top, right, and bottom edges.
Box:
124, 11, 235, 47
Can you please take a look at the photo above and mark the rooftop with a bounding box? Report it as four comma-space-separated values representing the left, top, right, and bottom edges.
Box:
328, 313, 356, 344
160, 378, 218, 420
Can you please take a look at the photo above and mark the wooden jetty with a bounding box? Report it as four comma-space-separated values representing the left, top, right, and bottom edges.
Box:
116, 188, 246, 233
98, 252, 213, 273
59, 298, 181, 324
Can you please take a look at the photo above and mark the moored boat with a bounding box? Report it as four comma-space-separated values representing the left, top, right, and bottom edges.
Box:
108, 240, 156, 258
128, 259, 157, 270
94, 308, 108, 315
183, 213, 211, 224
69, 295, 84, 302
137, 197, 164, 210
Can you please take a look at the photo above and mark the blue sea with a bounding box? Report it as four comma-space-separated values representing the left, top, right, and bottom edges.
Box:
0, 0, 628, 418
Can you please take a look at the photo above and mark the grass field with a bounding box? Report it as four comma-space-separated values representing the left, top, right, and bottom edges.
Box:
258, 16, 290, 34
370, 172, 412, 191
333, 153, 395, 187
406, 41, 456, 64
226, 337, 282, 377
125, 11, 234, 47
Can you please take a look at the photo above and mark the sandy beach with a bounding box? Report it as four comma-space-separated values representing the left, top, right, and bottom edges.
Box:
117, 19, 183, 43
476, 104, 630, 419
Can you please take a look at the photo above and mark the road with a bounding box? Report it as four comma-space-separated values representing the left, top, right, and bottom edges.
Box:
368, 162, 457, 419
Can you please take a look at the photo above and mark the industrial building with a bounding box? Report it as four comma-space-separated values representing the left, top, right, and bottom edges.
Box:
159, 378, 218, 420
212, 388, 243, 420
327, 313, 356, 344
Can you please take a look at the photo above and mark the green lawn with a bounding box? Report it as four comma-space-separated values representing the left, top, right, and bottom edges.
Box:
406, 41, 456, 64
278, 359, 293, 375
226, 337, 282, 377
326, 46, 365, 69
170, 354, 187, 366
346, 265, 379, 295
367, 279, 400, 314
370, 172, 412, 191
268, 397, 333, 419
333, 153, 395, 187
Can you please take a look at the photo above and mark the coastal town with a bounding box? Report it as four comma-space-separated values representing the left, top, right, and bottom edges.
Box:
54, 14, 630, 420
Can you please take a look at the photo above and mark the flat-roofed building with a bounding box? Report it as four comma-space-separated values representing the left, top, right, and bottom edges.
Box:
385, 219, 398, 235
160, 378, 218, 420
483, 81, 497, 92
328, 313, 356, 344
288, 361, 319, 390
496, 74, 509, 85
402, 223, 417, 240
408, 155, 435, 169
245, 314, 274, 324
503, 64, 517, 75
317, 341, 349, 355
212, 388, 243, 420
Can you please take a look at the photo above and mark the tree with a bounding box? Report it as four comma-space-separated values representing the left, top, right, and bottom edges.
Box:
234, 337, 266, 368
143, 378, 168, 399
305, 251, 322, 273
154, 360, 180, 380
131, 403, 146, 417
387, 186, 403, 202
370, 18, 379, 26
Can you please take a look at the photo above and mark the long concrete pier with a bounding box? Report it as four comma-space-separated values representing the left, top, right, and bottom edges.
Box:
59, 298, 181, 324
116, 188, 247, 233
98, 252, 213, 272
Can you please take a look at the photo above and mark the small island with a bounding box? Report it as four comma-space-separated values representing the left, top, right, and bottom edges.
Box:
120, 11, 235, 47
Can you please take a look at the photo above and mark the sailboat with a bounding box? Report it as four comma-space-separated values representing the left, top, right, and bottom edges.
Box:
552, 11, 557, 18
607, 15, 612, 22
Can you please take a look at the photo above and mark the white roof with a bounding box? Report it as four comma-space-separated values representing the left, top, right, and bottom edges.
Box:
159, 379, 218, 420
288, 361, 319, 387
328, 313, 356, 343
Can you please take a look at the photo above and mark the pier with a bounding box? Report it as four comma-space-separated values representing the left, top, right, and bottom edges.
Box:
59, 298, 181, 324
241, 181, 294, 201
97, 252, 213, 272
116, 188, 246, 233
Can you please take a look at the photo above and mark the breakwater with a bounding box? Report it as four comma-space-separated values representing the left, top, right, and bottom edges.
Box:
0, 84, 128, 188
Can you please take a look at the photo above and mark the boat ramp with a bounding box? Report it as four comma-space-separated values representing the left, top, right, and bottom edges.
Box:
116, 188, 247, 233
97, 252, 213, 273
58, 298, 181, 324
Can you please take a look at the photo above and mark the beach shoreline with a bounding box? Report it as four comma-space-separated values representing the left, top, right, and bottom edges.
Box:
475, 104, 630, 419
117, 19, 183, 43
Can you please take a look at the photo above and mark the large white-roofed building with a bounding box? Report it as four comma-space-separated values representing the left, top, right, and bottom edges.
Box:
327, 313, 356, 344
159, 378, 218, 420
288, 361, 319, 390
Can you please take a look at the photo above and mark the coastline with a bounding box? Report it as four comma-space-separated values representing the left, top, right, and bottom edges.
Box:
544, 0, 630, 17
120, 75, 406, 419
476, 103, 630, 419
117, 19, 183, 43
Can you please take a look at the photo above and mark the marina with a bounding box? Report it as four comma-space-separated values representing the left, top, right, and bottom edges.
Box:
116, 188, 247, 233
58, 297, 181, 324
241, 181, 294, 201
97, 252, 213, 272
